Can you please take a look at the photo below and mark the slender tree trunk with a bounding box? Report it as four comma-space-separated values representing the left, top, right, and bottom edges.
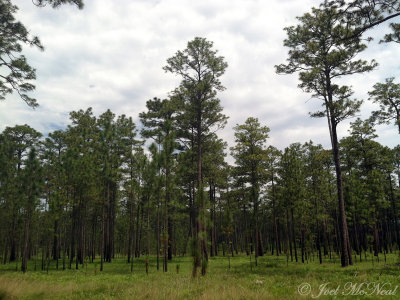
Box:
272, 174, 280, 256
168, 218, 173, 261
300, 229, 305, 263
128, 193, 134, 263
52, 220, 58, 261
164, 156, 170, 271
21, 209, 32, 273
373, 217, 379, 257
135, 204, 140, 258
243, 205, 249, 256
138, 204, 144, 257
69, 202, 76, 269
194, 109, 206, 277
286, 209, 293, 262
156, 201, 160, 271
388, 175, 400, 250
63, 222, 66, 270
290, 208, 298, 262
314, 187, 322, 264
100, 193, 105, 272
9, 213, 17, 262
210, 183, 215, 257
146, 203, 150, 256
330, 120, 352, 266
322, 219, 328, 257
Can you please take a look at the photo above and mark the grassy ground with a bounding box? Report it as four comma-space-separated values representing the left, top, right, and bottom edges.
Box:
0, 252, 399, 299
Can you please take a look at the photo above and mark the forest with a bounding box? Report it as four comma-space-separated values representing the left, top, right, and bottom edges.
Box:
0, 0, 400, 299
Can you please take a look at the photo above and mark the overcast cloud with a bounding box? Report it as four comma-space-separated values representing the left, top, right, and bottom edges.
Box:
1, 0, 399, 156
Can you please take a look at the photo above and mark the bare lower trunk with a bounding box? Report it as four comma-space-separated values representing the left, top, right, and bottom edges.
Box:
330, 121, 352, 267
21, 211, 31, 273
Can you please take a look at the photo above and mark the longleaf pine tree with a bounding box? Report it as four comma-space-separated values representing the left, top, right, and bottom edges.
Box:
164, 37, 228, 276
276, 2, 377, 267
231, 117, 270, 266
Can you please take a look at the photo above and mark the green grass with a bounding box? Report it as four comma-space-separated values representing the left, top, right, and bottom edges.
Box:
0, 253, 399, 299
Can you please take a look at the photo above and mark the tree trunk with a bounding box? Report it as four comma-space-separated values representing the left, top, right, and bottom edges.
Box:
156, 201, 160, 271
21, 208, 32, 273
135, 204, 140, 258
388, 175, 400, 250
286, 209, 293, 262
100, 193, 105, 272
330, 121, 352, 266
290, 208, 298, 262
272, 174, 280, 256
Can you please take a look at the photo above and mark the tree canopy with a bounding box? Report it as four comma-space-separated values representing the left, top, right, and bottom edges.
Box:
0, 0, 83, 107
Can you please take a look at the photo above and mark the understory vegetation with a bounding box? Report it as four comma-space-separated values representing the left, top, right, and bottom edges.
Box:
1, 254, 399, 299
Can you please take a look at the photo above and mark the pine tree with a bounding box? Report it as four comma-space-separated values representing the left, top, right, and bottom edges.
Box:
164, 37, 228, 276
231, 117, 270, 265
368, 77, 400, 134
276, 1, 377, 266
21, 148, 42, 273
0, 0, 83, 106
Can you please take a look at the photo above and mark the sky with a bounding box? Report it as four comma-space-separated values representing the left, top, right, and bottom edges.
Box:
1, 0, 399, 156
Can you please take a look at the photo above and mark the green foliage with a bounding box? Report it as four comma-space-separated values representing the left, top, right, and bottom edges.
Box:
275, 2, 377, 125
276, 0, 383, 268
163, 37, 228, 93
332, 0, 400, 40
0, 6, 399, 281
382, 23, 400, 43
231, 117, 270, 201
0, 0, 43, 107
164, 37, 228, 276
368, 77, 400, 133
34, 0, 84, 9
0, 0, 83, 107
165, 37, 228, 146
341, 118, 392, 227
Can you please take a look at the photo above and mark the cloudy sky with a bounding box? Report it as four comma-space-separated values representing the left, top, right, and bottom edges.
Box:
1, 0, 399, 155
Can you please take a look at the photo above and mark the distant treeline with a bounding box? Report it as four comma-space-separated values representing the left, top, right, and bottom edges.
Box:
2, 0, 400, 275
0, 107, 399, 274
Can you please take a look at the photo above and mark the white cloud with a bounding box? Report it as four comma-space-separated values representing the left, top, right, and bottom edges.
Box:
1, 0, 398, 155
